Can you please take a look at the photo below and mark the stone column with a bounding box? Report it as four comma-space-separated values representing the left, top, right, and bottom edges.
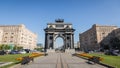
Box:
70, 34, 72, 49
72, 34, 74, 48
44, 33, 48, 52
63, 39, 65, 49
47, 34, 50, 49
65, 34, 67, 49
52, 34, 54, 49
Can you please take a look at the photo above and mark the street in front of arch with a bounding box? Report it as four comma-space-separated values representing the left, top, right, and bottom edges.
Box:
10, 53, 106, 68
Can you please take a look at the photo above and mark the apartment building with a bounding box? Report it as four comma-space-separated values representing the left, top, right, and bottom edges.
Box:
80, 24, 118, 51
0, 24, 37, 50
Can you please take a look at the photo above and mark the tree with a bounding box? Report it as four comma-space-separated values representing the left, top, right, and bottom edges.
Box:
110, 37, 120, 50
17, 46, 23, 50
4, 44, 7, 50
34, 48, 43, 51
0, 44, 2, 50
7, 45, 11, 50
13, 45, 17, 50
0, 44, 11, 50
5, 45, 11, 50
0, 44, 4, 50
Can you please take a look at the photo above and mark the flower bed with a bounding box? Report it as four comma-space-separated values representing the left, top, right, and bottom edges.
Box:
76, 53, 104, 61
16, 52, 44, 61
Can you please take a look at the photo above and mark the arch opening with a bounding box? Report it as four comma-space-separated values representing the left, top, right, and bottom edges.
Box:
54, 37, 64, 49
54, 37, 65, 52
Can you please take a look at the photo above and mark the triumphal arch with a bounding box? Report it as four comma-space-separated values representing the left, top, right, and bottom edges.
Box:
44, 19, 75, 50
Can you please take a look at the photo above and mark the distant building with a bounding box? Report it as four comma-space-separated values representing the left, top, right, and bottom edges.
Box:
77, 41, 80, 48
80, 24, 118, 51
0, 24, 37, 50
37, 43, 43, 48
74, 43, 77, 48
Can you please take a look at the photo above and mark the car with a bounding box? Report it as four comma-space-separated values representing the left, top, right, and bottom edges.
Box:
9, 50, 19, 54
104, 50, 119, 56
19, 50, 26, 54
24, 49, 30, 53
0, 50, 6, 55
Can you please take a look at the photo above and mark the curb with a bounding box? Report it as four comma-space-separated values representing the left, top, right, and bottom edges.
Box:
0, 62, 13, 67
99, 63, 115, 68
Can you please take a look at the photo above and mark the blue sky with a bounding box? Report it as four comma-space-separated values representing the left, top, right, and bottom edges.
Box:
0, 0, 120, 45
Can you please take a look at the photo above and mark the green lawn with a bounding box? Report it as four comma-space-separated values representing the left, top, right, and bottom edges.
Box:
0, 53, 32, 68
0, 53, 31, 62
89, 53, 120, 68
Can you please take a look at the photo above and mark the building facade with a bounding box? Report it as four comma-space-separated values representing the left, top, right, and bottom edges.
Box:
77, 41, 80, 48
80, 24, 118, 51
0, 24, 37, 50
0, 29, 3, 43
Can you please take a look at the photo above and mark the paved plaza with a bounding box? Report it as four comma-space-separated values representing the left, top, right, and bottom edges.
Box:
12, 53, 106, 68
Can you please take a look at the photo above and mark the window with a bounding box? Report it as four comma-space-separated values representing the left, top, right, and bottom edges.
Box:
4, 41, 6, 42
102, 32, 105, 34
11, 36, 13, 38
5, 33, 8, 34
10, 41, 13, 42
11, 33, 14, 34
21, 37, 23, 39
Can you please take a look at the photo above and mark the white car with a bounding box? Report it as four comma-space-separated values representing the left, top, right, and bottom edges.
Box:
19, 50, 26, 54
